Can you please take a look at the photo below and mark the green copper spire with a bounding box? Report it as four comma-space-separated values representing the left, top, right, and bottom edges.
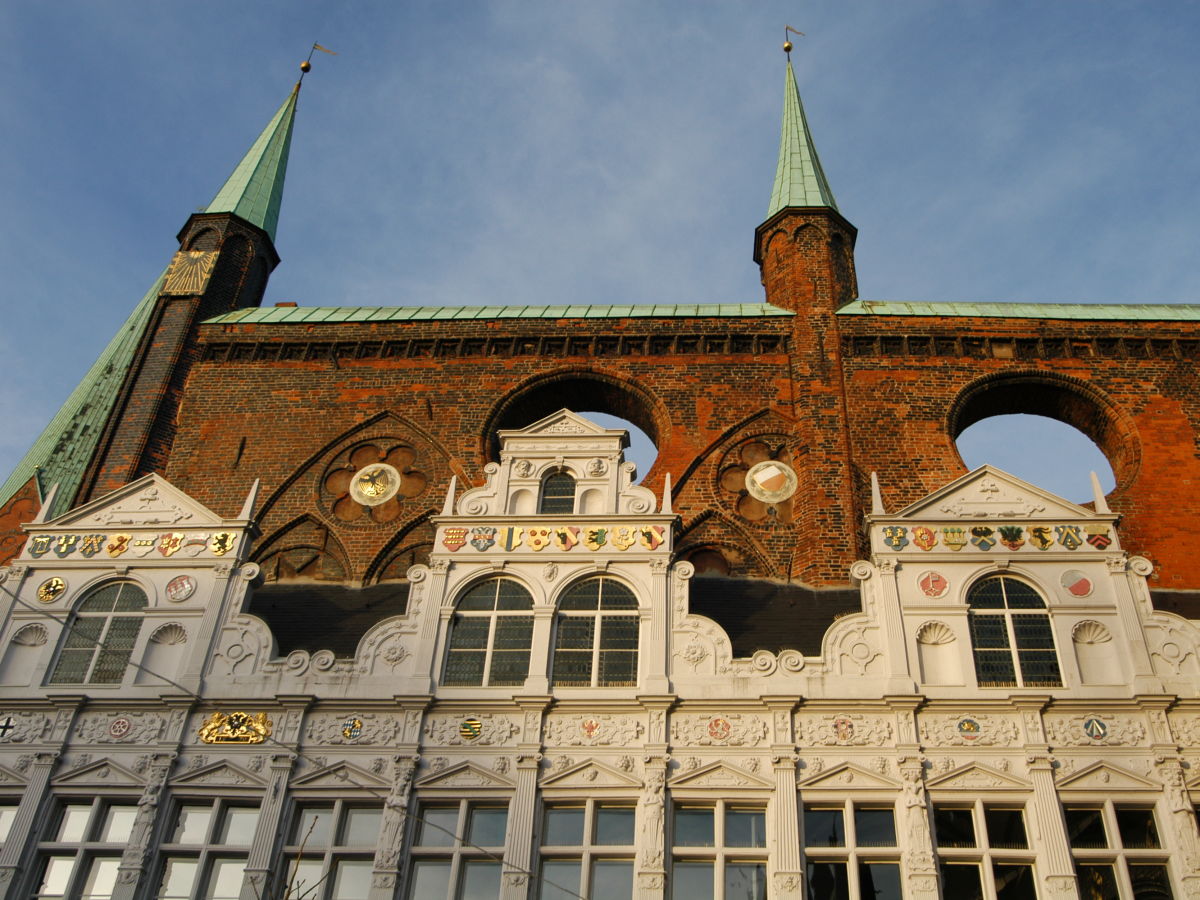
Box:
205, 84, 299, 241
0, 271, 164, 518
767, 61, 838, 217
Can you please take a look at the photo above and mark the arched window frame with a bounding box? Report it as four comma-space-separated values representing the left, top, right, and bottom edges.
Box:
442, 577, 535, 687
551, 575, 640, 688
47, 580, 149, 686
966, 573, 1062, 688
538, 469, 577, 515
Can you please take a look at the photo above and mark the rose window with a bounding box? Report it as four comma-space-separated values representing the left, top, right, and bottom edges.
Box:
322, 443, 428, 524
718, 438, 797, 523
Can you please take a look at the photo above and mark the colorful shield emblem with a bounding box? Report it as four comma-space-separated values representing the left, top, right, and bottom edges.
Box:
1060, 570, 1093, 597
342, 718, 364, 740
442, 527, 469, 551
882, 526, 908, 551
833, 716, 854, 741
1056, 525, 1083, 550
969, 526, 996, 551
132, 537, 157, 557
611, 526, 637, 550
166, 575, 197, 602
583, 527, 608, 551
552, 526, 580, 551
638, 525, 666, 550
470, 526, 497, 551
54, 535, 79, 558
911, 526, 937, 551
942, 527, 967, 551
526, 528, 552, 551
106, 534, 132, 558
459, 718, 483, 741
707, 717, 732, 741
1085, 525, 1112, 549
956, 717, 981, 740
1082, 717, 1108, 740
158, 532, 185, 557
78, 534, 106, 558
210, 532, 236, 556
497, 526, 524, 551
581, 719, 601, 739
997, 525, 1025, 551
26, 535, 52, 558
1029, 526, 1053, 550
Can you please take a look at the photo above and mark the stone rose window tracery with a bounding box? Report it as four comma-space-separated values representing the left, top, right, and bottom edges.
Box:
718, 438, 797, 523
322, 442, 428, 524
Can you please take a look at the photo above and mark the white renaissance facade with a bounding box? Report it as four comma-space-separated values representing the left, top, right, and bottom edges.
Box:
0, 411, 1197, 900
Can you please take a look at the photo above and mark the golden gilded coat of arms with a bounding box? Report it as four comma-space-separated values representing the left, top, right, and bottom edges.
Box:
198, 711, 273, 744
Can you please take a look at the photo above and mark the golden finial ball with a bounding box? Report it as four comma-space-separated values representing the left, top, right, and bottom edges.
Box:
783, 41, 793, 53
300, 60, 312, 73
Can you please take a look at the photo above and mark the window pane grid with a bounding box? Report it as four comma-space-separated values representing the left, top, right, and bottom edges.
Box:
407, 801, 509, 900
673, 801, 767, 899
155, 800, 260, 900
552, 578, 639, 687
968, 575, 1061, 688
1065, 803, 1176, 900
804, 803, 899, 900
282, 801, 381, 900
932, 803, 1035, 900
48, 582, 147, 685
33, 799, 139, 900
444, 578, 533, 687
538, 801, 635, 900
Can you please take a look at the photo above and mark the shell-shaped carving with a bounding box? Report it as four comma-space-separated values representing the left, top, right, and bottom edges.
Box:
12, 623, 48, 646
149, 623, 188, 646
778, 649, 805, 672
1072, 620, 1112, 645
916, 621, 955, 646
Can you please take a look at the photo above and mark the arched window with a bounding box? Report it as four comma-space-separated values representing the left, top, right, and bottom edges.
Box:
48, 582, 148, 685
443, 578, 534, 687
967, 575, 1061, 688
539, 471, 576, 514
552, 576, 639, 687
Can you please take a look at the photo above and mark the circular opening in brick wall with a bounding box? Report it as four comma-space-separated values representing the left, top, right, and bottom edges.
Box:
485, 372, 666, 480
949, 371, 1135, 502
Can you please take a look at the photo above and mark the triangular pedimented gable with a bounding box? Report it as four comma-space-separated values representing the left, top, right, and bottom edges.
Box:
416, 762, 514, 790
892, 466, 1099, 522
0, 762, 27, 786
540, 759, 642, 790
668, 761, 773, 790
502, 409, 622, 442
797, 762, 901, 791
926, 763, 1031, 791
169, 760, 267, 789
41, 473, 230, 530
1056, 761, 1158, 791
53, 758, 143, 787
290, 761, 389, 791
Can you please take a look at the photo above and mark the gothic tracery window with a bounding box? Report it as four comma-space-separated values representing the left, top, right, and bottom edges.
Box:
551, 576, 639, 687
967, 575, 1062, 688
443, 578, 534, 687
47, 581, 148, 685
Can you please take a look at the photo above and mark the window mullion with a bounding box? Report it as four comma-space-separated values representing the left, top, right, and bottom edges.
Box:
482, 615, 497, 687
1003, 613, 1023, 688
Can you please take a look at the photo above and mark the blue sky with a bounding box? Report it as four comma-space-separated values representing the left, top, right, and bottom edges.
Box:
2, 1, 1197, 504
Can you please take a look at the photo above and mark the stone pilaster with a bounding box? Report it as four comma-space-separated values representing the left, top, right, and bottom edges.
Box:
0, 751, 59, 900
239, 753, 295, 900
1025, 755, 1076, 899
635, 756, 668, 899
501, 753, 542, 900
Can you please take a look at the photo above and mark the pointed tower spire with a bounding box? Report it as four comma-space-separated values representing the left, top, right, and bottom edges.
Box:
205, 84, 300, 241
766, 60, 838, 218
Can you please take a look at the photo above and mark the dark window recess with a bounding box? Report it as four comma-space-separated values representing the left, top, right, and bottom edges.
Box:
247, 583, 409, 656
933, 808, 976, 849
688, 576, 860, 657
539, 472, 576, 514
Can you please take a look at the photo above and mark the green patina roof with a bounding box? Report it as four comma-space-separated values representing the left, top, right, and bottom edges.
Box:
766, 61, 838, 218
838, 300, 1200, 321
0, 271, 166, 517
207, 303, 795, 324
205, 85, 299, 241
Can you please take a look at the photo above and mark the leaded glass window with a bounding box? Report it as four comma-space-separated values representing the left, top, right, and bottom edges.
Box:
967, 575, 1061, 688
552, 577, 639, 687
48, 582, 148, 685
443, 578, 534, 687
539, 471, 576, 514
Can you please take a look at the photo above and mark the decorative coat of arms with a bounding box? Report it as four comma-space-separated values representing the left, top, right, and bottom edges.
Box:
198, 712, 272, 745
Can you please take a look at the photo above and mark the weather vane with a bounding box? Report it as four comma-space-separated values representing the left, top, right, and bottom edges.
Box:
299, 42, 337, 82
783, 25, 804, 57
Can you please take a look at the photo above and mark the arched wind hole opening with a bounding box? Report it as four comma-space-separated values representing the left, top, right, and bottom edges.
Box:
955, 414, 1115, 504
577, 411, 657, 484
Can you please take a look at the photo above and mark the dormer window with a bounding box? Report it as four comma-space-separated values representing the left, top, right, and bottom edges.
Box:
47, 581, 148, 685
539, 471, 576, 514
967, 575, 1062, 688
